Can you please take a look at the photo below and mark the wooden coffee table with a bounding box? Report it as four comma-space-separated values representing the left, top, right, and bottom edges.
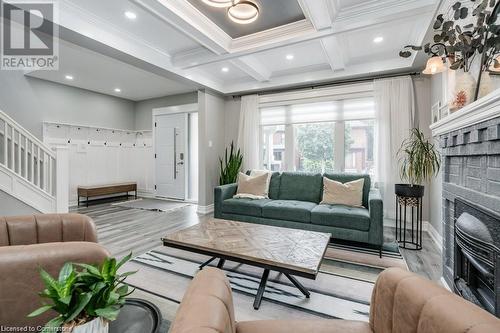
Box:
162, 218, 330, 309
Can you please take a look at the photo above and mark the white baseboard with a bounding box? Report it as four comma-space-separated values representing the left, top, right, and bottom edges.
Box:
197, 204, 214, 215
440, 276, 452, 291
386, 218, 443, 251
426, 221, 443, 252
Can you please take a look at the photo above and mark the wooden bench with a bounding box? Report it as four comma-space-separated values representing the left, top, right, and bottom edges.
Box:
78, 182, 137, 207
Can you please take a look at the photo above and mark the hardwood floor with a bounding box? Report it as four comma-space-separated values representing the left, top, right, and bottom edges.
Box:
73, 200, 443, 282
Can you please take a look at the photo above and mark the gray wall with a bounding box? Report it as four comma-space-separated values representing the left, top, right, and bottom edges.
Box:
134, 92, 198, 130
428, 72, 446, 237
0, 71, 136, 139
198, 90, 226, 207
224, 97, 241, 147
0, 190, 40, 216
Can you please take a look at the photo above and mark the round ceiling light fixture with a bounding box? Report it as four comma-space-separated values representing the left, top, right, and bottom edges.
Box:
227, 1, 259, 25
202, 0, 240, 8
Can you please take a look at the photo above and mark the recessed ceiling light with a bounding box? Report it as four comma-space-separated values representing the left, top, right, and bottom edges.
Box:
114, 88, 121, 93
202, 0, 240, 8
373, 36, 384, 43
227, 1, 259, 25
286, 54, 294, 60
124, 11, 137, 20
65, 75, 74, 80
221, 67, 229, 73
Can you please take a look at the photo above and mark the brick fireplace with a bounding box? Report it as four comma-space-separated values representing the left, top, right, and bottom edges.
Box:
437, 98, 500, 316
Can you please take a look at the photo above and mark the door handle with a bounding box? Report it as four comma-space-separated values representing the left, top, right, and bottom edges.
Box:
177, 161, 184, 165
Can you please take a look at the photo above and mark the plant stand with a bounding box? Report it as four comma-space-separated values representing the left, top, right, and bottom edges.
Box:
395, 195, 423, 250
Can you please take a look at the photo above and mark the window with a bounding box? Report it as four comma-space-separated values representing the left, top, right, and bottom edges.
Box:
294, 122, 335, 173
345, 120, 375, 175
260, 96, 376, 176
262, 125, 285, 171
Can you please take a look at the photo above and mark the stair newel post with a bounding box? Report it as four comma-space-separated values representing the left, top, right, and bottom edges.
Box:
55, 145, 69, 213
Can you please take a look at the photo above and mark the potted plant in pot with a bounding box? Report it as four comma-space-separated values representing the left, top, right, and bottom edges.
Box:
28, 254, 136, 333
396, 128, 441, 198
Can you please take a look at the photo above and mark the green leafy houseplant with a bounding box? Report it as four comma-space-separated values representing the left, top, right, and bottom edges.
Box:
219, 141, 243, 185
397, 129, 441, 191
28, 254, 136, 333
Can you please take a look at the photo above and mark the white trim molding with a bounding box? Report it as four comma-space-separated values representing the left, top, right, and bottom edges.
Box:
152, 103, 198, 116
197, 203, 214, 215
426, 221, 443, 252
430, 89, 500, 136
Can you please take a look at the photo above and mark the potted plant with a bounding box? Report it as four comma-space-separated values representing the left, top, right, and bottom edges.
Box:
396, 128, 441, 198
219, 141, 243, 185
28, 254, 136, 333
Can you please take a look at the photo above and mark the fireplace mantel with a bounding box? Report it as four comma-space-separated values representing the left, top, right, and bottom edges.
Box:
430, 89, 500, 137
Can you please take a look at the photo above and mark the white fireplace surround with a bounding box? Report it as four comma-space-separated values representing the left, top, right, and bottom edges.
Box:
431, 89, 500, 137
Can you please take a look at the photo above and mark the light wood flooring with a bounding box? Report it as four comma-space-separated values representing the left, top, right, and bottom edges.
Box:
72, 200, 442, 282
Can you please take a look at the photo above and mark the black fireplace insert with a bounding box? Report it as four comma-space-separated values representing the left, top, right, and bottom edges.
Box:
454, 199, 500, 317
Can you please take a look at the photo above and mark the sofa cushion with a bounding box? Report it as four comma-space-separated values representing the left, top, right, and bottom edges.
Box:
311, 205, 370, 231
262, 200, 317, 223
222, 198, 272, 217
268, 172, 281, 199
324, 173, 371, 208
278, 172, 322, 203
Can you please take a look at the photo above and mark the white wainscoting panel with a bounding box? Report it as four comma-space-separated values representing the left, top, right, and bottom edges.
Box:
43, 122, 154, 206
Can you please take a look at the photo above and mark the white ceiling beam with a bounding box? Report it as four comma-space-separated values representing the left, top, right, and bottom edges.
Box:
132, 0, 231, 55
230, 56, 272, 82
320, 36, 345, 72
173, 0, 437, 70
297, 0, 339, 31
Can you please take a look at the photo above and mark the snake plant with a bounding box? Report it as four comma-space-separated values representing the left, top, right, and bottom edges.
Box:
219, 141, 243, 185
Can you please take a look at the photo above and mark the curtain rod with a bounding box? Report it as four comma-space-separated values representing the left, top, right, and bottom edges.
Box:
231, 72, 420, 99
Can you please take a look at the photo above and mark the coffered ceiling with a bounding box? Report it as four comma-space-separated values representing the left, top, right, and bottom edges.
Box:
46, 0, 442, 95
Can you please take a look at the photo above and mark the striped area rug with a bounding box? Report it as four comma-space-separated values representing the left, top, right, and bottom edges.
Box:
122, 243, 407, 323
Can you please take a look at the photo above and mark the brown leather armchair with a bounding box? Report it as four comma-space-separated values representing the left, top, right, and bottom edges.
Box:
0, 214, 109, 330
170, 267, 500, 333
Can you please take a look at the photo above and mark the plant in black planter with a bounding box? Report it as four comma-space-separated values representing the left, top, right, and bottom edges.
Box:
396, 128, 441, 198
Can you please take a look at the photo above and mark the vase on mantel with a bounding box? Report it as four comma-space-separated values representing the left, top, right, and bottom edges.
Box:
450, 70, 476, 112
478, 71, 493, 99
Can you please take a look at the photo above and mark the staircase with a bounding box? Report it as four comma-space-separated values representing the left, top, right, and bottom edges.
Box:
0, 110, 68, 213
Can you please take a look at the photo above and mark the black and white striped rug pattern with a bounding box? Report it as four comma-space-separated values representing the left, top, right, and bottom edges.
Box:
123, 244, 405, 322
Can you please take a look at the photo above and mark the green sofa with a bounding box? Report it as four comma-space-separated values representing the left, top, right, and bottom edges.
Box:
214, 172, 384, 256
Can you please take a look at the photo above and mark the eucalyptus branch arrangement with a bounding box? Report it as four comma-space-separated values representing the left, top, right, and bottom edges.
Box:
28, 254, 136, 333
399, 0, 500, 73
219, 141, 243, 185
398, 129, 441, 186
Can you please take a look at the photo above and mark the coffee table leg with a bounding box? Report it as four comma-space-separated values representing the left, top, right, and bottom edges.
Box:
217, 258, 226, 269
253, 269, 270, 310
199, 257, 217, 270
285, 273, 310, 298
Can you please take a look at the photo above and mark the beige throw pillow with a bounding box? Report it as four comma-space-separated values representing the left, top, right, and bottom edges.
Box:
321, 177, 365, 207
234, 172, 269, 199
249, 170, 271, 197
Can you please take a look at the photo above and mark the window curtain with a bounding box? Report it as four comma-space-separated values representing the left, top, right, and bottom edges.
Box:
237, 95, 260, 171
374, 76, 416, 219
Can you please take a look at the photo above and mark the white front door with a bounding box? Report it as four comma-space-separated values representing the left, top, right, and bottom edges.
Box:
155, 113, 188, 200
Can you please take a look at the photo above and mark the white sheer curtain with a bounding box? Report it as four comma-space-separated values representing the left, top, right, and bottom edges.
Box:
237, 94, 260, 171
374, 76, 416, 218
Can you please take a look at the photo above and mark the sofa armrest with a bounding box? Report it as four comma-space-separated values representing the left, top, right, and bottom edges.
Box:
0, 213, 98, 246
367, 188, 383, 246
214, 183, 238, 218
170, 268, 236, 333
0, 242, 109, 329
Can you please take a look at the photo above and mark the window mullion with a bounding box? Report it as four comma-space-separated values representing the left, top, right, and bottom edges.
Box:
334, 121, 345, 172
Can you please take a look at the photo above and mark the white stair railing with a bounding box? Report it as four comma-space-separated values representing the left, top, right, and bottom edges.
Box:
0, 111, 56, 197
0, 110, 70, 213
